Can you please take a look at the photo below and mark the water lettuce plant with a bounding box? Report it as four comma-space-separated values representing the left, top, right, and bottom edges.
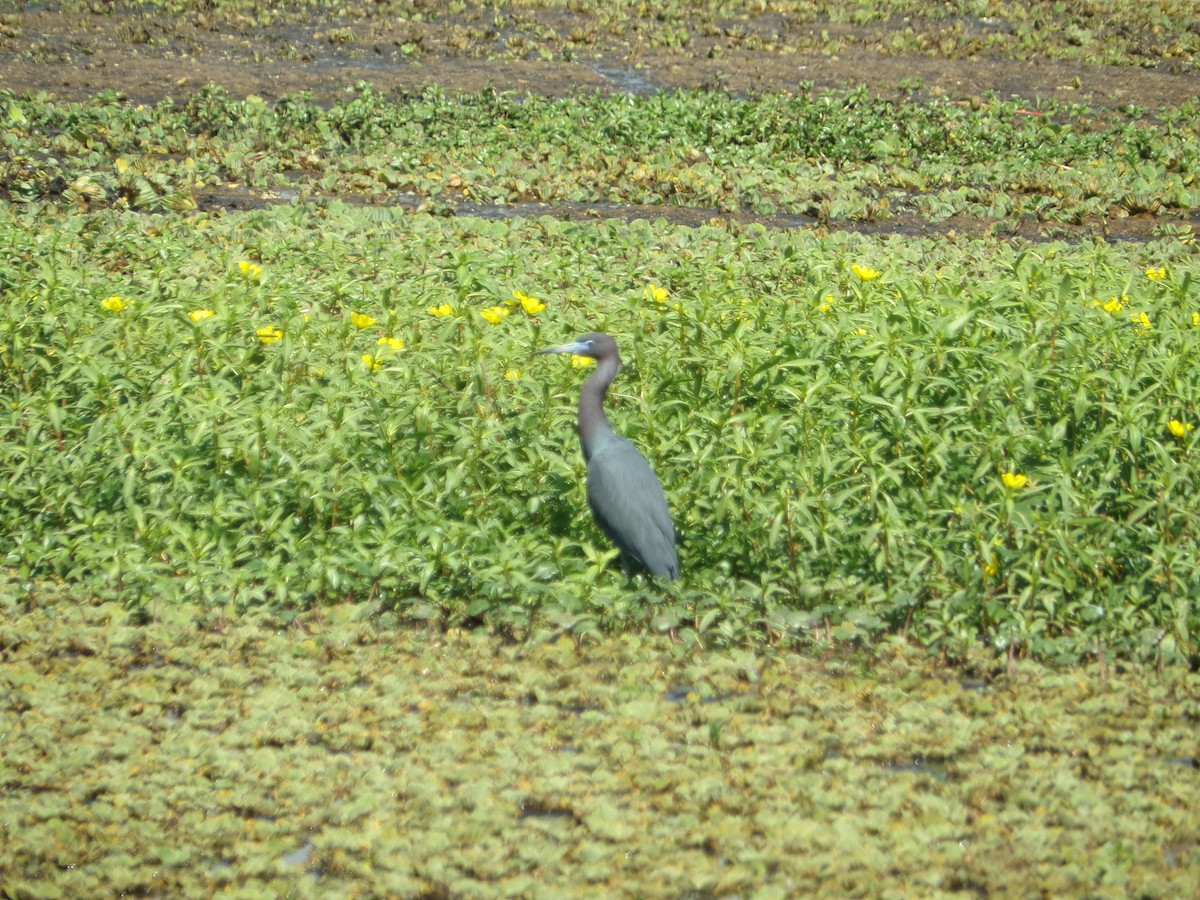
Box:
3, 86, 1199, 232
1, 592, 1196, 896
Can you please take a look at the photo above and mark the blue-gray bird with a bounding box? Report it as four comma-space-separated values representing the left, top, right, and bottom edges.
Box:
536, 333, 679, 580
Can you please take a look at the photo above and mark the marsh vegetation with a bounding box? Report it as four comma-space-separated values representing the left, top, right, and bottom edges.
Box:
2, 1, 1199, 895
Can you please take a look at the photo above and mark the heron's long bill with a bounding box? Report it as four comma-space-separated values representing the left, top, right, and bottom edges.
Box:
534, 341, 591, 356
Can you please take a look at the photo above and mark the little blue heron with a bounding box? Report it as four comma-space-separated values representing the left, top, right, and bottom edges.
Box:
536, 333, 679, 580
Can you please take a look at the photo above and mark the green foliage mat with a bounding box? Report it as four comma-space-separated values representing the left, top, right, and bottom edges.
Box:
3, 85, 1199, 228
2, 75, 1199, 896
2, 197, 1199, 658
1, 593, 1197, 896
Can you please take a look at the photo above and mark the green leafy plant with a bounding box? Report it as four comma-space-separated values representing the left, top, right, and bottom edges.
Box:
1, 590, 1197, 896
4, 86, 1199, 230
2, 199, 1198, 660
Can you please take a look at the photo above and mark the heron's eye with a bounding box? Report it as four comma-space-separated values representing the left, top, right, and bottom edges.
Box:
584, 340, 594, 350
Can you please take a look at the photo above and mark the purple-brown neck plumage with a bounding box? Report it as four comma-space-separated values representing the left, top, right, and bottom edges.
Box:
578, 351, 619, 462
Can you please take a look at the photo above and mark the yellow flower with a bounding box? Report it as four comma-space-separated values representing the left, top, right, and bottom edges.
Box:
644, 284, 669, 304
361, 353, 382, 371
571, 355, 594, 368
982, 559, 999, 579
256, 325, 283, 344
1000, 472, 1028, 490
818, 294, 834, 313
512, 290, 546, 315
851, 263, 881, 281
350, 311, 376, 330
1192, 312, 1199, 327
480, 306, 509, 325
239, 261, 262, 281
1130, 311, 1151, 330
1094, 295, 1127, 314
188, 308, 215, 323
377, 336, 405, 352
1144, 266, 1167, 281
100, 295, 127, 313
504, 368, 522, 381
852, 328, 869, 336
1167, 419, 1194, 438
427, 303, 454, 317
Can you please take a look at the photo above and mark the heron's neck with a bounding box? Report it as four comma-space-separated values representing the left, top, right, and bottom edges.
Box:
578, 354, 619, 461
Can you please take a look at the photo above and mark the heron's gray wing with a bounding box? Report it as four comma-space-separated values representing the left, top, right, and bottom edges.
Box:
585, 437, 678, 579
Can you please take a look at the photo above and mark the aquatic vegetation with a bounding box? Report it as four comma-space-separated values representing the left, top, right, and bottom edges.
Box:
999, 472, 1029, 490
512, 289, 546, 315
377, 336, 406, 352
3, 5, 1198, 895
480, 305, 511, 324
1167, 419, 1193, 439
2, 85, 1199, 234
0, 590, 1196, 896
1, 201, 1198, 663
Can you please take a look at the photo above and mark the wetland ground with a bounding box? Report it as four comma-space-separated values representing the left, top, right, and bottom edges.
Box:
2, 2, 1199, 896
2, 1, 1198, 240
2, 2, 1198, 108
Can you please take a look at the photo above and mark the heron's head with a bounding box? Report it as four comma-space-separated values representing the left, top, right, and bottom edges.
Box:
534, 332, 617, 360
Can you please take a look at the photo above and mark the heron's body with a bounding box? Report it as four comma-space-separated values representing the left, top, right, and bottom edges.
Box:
586, 434, 678, 578
536, 333, 678, 580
